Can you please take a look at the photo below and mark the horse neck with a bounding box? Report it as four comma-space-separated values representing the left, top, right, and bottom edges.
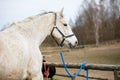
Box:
6, 13, 55, 46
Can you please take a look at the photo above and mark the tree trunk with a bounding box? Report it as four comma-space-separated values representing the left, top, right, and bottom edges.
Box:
95, 23, 99, 46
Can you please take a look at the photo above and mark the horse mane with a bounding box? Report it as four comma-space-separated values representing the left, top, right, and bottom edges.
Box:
37, 11, 55, 16
4, 11, 56, 30
25, 11, 56, 22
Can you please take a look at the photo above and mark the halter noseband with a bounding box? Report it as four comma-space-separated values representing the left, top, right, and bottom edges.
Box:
51, 27, 75, 47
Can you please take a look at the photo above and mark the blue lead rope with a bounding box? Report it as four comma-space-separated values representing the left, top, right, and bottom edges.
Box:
60, 51, 88, 80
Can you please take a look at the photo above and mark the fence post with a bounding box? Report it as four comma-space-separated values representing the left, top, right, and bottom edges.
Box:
114, 70, 118, 80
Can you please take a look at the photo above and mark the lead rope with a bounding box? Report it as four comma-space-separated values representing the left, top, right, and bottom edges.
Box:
59, 51, 89, 80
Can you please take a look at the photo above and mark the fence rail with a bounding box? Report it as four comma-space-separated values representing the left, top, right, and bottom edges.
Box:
47, 62, 120, 80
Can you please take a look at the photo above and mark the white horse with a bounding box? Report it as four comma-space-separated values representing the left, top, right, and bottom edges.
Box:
0, 9, 78, 80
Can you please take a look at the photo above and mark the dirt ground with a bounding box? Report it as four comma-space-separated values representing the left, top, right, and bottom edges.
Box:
41, 43, 120, 80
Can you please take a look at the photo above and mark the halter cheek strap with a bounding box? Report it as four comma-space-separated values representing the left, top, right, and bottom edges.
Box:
51, 27, 75, 47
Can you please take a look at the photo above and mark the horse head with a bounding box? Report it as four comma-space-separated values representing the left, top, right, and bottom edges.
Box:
50, 9, 78, 48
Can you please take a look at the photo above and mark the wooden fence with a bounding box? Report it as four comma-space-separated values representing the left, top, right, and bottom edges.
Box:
47, 62, 120, 80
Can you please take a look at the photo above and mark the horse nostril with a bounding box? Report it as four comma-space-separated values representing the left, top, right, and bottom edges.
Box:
68, 43, 72, 48
75, 41, 78, 45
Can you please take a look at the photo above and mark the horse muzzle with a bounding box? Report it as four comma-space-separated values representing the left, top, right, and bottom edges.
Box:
68, 41, 78, 49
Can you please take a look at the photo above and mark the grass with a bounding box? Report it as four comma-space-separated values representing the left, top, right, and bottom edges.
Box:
85, 48, 120, 64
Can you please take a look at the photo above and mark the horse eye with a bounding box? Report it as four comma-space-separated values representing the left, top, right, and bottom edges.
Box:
63, 24, 67, 26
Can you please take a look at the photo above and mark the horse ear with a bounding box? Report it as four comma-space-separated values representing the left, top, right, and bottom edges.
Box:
58, 8, 64, 18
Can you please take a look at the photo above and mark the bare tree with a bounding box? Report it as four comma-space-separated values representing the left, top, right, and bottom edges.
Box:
84, 0, 100, 46
73, 0, 120, 46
